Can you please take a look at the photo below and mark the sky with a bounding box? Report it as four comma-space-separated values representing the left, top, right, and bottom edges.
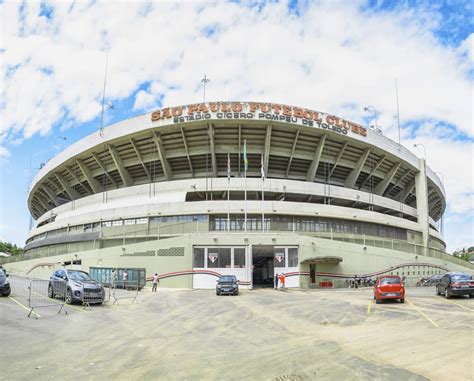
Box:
0, 0, 472, 252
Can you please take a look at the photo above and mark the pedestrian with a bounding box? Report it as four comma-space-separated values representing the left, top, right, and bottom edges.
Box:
274, 273, 279, 290
123, 270, 128, 283
279, 273, 285, 290
152, 273, 159, 292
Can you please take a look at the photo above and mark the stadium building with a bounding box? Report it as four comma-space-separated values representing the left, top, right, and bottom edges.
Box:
3, 101, 473, 287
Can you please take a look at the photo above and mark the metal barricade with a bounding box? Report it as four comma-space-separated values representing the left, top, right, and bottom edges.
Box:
28, 279, 67, 318
81, 282, 107, 310
111, 280, 138, 305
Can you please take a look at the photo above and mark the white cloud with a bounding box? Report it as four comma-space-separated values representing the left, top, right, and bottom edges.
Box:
0, 0, 473, 249
0, 146, 10, 158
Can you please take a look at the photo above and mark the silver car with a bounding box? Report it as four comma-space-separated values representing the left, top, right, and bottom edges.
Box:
48, 269, 105, 304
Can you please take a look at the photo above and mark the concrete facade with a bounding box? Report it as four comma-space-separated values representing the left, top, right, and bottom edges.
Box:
4, 102, 472, 288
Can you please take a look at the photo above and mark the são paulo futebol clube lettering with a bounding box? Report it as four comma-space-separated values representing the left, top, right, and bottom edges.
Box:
151, 101, 367, 137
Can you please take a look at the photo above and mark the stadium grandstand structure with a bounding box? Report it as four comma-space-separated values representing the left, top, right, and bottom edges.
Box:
5, 101, 472, 288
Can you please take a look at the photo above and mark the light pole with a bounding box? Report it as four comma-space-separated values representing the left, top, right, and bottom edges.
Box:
413, 143, 426, 159
363, 105, 380, 132
201, 74, 210, 103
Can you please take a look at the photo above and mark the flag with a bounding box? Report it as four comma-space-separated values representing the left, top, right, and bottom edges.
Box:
227, 153, 231, 181
261, 153, 265, 181
243, 140, 248, 173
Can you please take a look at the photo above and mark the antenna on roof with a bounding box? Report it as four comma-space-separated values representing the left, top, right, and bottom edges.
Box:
395, 78, 401, 150
99, 52, 110, 138
201, 74, 210, 103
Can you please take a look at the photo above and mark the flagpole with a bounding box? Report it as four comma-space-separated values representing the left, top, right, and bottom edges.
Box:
227, 153, 231, 233
244, 139, 247, 233
261, 153, 265, 233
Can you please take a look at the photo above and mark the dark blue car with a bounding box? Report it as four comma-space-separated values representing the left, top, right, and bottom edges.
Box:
0, 268, 11, 297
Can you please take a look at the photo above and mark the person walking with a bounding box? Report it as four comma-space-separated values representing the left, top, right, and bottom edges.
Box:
152, 273, 159, 292
274, 273, 279, 290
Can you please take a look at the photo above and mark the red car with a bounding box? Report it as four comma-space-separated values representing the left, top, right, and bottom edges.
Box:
374, 275, 405, 303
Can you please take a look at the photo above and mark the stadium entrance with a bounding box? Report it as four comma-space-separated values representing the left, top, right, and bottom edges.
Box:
251, 245, 299, 288
252, 245, 275, 287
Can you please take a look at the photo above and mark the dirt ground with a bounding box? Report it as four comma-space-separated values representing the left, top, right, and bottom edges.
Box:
1, 276, 473, 381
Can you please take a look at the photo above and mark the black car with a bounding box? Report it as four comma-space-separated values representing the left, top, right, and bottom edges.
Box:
430, 274, 443, 286
49, 269, 105, 304
0, 268, 11, 296
216, 275, 239, 296
436, 272, 474, 299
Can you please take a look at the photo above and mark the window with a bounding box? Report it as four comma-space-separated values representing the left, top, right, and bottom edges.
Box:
380, 277, 401, 285
288, 248, 298, 267
112, 220, 123, 226
101, 221, 112, 227
234, 248, 246, 268
136, 218, 148, 224
207, 248, 231, 268
274, 249, 285, 268
124, 219, 136, 225
193, 248, 205, 268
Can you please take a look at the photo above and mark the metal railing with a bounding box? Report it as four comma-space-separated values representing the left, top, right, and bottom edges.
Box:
3, 220, 473, 270
28, 279, 67, 318
111, 280, 139, 305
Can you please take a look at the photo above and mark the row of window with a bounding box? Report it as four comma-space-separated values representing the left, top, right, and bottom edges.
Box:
193, 247, 246, 268
209, 215, 407, 241
192, 246, 299, 269
28, 214, 414, 245
27, 214, 209, 243
100, 218, 149, 228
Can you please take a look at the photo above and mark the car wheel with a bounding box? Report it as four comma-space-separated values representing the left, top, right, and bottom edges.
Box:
375, 299, 381, 304
65, 288, 73, 304
444, 289, 451, 299
436, 287, 440, 296
48, 284, 54, 298
3, 290, 11, 297
216, 292, 220, 296
400, 298, 405, 303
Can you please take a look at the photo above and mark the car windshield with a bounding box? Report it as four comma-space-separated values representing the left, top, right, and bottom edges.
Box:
380, 277, 401, 285
0, 270, 6, 277
451, 274, 472, 281
68, 271, 93, 281
220, 276, 236, 283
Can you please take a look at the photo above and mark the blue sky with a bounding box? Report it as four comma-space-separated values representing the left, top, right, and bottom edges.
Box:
0, 0, 472, 251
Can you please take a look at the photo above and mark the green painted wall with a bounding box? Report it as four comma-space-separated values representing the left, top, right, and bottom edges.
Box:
4, 232, 473, 289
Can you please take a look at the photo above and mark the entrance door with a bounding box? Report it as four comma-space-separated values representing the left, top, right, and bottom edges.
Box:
310, 264, 316, 284
252, 245, 275, 287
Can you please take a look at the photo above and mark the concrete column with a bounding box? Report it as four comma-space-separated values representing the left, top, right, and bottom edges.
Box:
415, 159, 429, 249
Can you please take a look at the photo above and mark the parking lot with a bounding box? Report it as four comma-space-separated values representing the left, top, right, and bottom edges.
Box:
1, 276, 473, 381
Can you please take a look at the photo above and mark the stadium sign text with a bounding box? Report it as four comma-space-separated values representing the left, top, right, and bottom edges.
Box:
151, 102, 367, 137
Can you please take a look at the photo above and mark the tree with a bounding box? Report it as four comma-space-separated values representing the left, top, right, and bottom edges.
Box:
0, 241, 24, 256
453, 246, 473, 262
